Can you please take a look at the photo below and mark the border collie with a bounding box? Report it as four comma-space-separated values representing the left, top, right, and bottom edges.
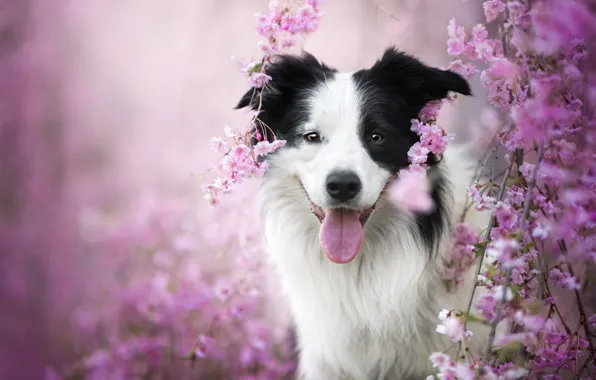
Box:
236, 47, 491, 380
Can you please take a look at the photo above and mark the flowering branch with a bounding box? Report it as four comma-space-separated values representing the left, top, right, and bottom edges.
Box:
480, 143, 543, 372
459, 155, 514, 357
203, 0, 322, 207
558, 239, 596, 363
427, 1, 596, 378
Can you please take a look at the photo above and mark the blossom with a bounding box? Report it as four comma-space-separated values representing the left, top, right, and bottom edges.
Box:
483, 0, 506, 23
388, 167, 434, 214
436, 314, 471, 342
210, 137, 229, 153
407, 142, 430, 165
447, 59, 479, 78
429, 352, 452, 370
455, 362, 476, 380
447, 38, 465, 56
206, 1, 322, 205
549, 268, 580, 290
248, 72, 273, 88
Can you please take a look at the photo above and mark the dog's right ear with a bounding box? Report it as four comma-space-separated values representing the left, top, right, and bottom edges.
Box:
233, 52, 336, 113
366, 47, 472, 109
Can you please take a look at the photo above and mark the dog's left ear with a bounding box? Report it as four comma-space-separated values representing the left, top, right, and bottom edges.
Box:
234, 52, 334, 112
235, 85, 262, 110
367, 47, 471, 107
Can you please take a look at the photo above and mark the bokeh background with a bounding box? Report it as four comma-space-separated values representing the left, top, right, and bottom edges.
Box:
1, 1, 493, 378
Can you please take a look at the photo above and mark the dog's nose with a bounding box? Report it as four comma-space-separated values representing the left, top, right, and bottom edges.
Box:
326, 171, 362, 202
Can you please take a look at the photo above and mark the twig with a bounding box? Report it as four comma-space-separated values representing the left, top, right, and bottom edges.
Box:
535, 246, 572, 335
459, 120, 511, 223
458, 156, 516, 358
374, 0, 400, 21
557, 239, 596, 362
479, 144, 544, 371
462, 158, 515, 321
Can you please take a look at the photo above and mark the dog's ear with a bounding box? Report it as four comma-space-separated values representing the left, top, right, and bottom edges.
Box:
234, 52, 335, 112
367, 47, 471, 107
234, 52, 336, 145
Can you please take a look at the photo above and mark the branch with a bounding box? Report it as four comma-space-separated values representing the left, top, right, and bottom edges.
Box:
557, 239, 596, 362
374, 0, 400, 21
462, 156, 515, 325
480, 144, 544, 372
458, 154, 516, 359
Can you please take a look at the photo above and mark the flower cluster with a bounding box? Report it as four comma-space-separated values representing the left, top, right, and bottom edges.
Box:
442, 223, 480, 291
242, 0, 322, 88
436, 309, 474, 343
427, 1, 596, 379
204, 126, 286, 206
203, 1, 323, 206
48, 197, 295, 379
388, 101, 456, 213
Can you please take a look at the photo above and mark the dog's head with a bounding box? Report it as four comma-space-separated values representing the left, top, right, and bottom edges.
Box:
235, 47, 470, 264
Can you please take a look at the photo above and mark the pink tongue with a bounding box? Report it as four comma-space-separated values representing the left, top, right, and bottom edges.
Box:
319, 208, 364, 264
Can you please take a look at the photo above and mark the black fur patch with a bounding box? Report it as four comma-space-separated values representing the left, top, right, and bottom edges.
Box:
415, 173, 453, 255
352, 47, 471, 173
235, 53, 337, 147
351, 47, 469, 252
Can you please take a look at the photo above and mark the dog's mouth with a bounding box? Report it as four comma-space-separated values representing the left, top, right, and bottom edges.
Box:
309, 202, 376, 226
308, 201, 377, 265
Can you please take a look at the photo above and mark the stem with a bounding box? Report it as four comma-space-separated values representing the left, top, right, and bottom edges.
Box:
458, 156, 516, 359
374, 0, 400, 21
480, 144, 544, 371
557, 239, 596, 362
535, 247, 573, 335
462, 158, 515, 325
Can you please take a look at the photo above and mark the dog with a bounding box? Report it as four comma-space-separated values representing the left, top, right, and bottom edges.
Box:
235, 47, 492, 380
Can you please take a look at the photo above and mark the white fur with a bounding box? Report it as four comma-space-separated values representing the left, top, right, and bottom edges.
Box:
259, 72, 491, 379
291, 72, 390, 211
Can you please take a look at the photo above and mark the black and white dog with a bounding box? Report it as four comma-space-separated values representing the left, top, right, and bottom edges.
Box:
236, 47, 491, 380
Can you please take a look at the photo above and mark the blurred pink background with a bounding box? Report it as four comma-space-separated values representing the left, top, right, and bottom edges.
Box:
60, 0, 487, 200
1, 1, 490, 378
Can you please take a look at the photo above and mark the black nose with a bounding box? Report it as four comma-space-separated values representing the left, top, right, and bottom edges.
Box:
326, 171, 362, 202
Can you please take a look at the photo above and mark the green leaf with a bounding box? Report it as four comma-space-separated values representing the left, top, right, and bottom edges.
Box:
464, 312, 486, 324
497, 341, 525, 363
247, 62, 264, 76
475, 241, 487, 258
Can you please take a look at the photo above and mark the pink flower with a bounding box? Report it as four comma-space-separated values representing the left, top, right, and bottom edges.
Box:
455, 362, 476, 380
447, 38, 465, 57
248, 72, 272, 88
589, 314, 596, 329
419, 101, 443, 122
407, 142, 430, 165
549, 268, 580, 290
436, 315, 469, 342
471, 24, 488, 41
253, 141, 273, 156
508, 1, 527, 23
429, 352, 452, 370
210, 137, 229, 153
475, 40, 494, 62
230, 144, 250, 160
447, 60, 479, 78
447, 18, 466, 40
483, 0, 507, 23
438, 309, 451, 321
388, 168, 434, 214
503, 368, 529, 379
487, 58, 516, 79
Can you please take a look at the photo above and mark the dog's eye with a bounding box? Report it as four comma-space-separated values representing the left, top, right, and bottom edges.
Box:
370, 133, 384, 144
304, 132, 321, 143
